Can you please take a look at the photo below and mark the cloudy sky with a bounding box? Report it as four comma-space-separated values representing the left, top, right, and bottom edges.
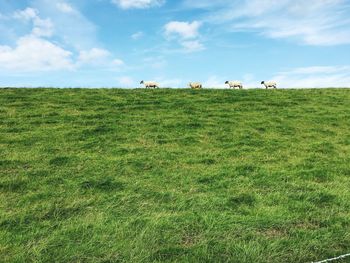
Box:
1, 0, 350, 88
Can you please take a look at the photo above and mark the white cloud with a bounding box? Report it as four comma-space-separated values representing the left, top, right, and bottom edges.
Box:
282, 66, 350, 75
56, 2, 75, 14
2, 7, 123, 72
203, 76, 226, 89
143, 56, 167, 69
273, 66, 350, 88
14, 7, 53, 37
111, 0, 164, 9
242, 73, 258, 88
116, 76, 135, 86
13, 7, 37, 20
0, 8, 73, 72
30, 0, 98, 50
164, 21, 204, 52
182, 0, 229, 9
180, 40, 205, 52
193, 0, 350, 46
112, 59, 125, 66
78, 48, 110, 64
31, 18, 53, 37
164, 21, 201, 39
77, 48, 124, 69
0, 35, 74, 71
131, 31, 144, 40
156, 77, 183, 87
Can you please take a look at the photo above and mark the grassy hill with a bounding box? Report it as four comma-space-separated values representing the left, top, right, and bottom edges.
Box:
1, 88, 350, 262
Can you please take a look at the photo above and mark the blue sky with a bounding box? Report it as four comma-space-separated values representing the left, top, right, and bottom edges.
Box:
1, 0, 350, 88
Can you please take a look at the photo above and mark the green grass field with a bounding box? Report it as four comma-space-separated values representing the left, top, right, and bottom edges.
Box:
1, 88, 350, 262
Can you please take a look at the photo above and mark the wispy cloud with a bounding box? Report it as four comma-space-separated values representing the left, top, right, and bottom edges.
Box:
111, 0, 165, 9
203, 75, 226, 89
273, 65, 350, 88
77, 48, 124, 69
186, 0, 350, 46
164, 21, 201, 39
155, 77, 183, 88
56, 2, 76, 14
0, 35, 74, 71
131, 31, 144, 40
116, 76, 135, 87
30, 0, 98, 50
180, 40, 204, 52
142, 56, 167, 69
13, 7, 53, 37
0, 7, 124, 72
164, 20, 204, 52
0, 7, 73, 71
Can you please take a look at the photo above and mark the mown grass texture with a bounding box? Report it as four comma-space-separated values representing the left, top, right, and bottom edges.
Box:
0, 88, 350, 262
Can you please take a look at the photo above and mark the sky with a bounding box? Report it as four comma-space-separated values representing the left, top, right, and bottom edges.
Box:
1, 0, 350, 88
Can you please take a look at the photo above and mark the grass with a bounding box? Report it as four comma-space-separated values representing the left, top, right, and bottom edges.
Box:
0, 88, 350, 262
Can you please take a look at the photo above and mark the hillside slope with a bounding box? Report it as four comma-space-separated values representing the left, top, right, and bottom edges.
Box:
1, 88, 350, 262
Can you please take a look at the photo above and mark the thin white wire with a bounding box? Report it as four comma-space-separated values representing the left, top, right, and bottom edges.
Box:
312, 253, 350, 263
